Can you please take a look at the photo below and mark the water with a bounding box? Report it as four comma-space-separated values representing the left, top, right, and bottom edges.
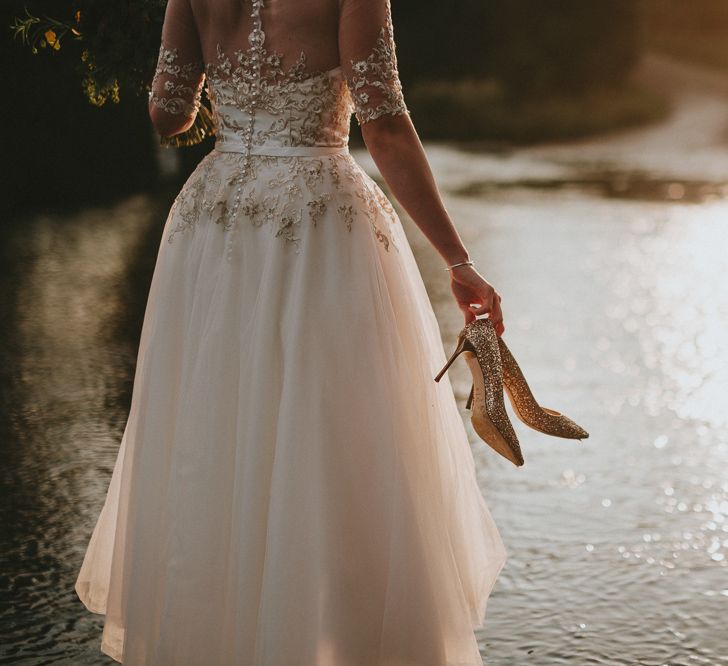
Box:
2, 56, 728, 665
414, 184, 728, 665
0, 196, 171, 665
389, 57, 728, 665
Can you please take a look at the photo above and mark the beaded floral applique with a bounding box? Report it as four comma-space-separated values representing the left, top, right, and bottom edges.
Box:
149, 45, 205, 118
345, 1, 409, 125
161, 0, 406, 256
167, 151, 397, 254
205, 45, 353, 151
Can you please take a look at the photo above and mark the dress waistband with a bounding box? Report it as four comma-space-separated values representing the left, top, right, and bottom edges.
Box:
214, 141, 349, 157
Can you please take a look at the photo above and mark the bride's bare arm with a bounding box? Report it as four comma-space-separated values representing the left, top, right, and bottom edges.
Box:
367, 117, 504, 330
361, 114, 468, 266
338, 0, 469, 266
363, 116, 504, 330
340, 0, 504, 330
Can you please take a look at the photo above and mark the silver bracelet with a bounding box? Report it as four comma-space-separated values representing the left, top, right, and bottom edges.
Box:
444, 260, 474, 271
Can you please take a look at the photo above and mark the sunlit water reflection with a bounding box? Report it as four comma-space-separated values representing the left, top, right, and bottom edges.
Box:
2, 127, 728, 663
390, 150, 728, 664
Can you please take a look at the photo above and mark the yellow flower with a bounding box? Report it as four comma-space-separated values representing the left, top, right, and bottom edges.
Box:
44, 29, 60, 50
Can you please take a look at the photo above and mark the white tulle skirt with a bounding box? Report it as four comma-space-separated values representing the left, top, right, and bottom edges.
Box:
75, 149, 507, 665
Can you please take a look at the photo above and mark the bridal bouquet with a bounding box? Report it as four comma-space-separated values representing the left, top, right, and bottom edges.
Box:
11, 1, 213, 146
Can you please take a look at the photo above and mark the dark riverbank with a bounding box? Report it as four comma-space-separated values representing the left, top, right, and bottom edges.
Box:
407, 78, 669, 145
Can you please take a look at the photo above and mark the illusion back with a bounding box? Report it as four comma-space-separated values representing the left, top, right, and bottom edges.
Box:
150, 0, 408, 153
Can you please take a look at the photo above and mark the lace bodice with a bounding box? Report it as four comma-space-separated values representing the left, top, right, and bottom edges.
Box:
204, 46, 353, 152
149, 0, 409, 150
148, 0, 408, 257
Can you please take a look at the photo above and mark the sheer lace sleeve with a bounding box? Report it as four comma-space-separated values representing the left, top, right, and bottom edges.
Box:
148, 0, 205, 120
339, 0, 409, 125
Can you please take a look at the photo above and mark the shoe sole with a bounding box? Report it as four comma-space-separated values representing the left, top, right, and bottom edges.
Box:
464, 352, 524, 467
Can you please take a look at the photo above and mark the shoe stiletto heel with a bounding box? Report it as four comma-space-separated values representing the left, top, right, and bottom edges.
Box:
434, 319, 524, 467
433, 332, 468, 383
497, 337, 589, 441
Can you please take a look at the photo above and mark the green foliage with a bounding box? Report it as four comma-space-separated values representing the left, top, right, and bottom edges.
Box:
11, 7, 82, 53
394, 0, 643, 99
489, 0, 642, 99
10, 2, 166, 105
392, 0, 496, 83
407, 79, 669, 144
9, 1, 212, 145
10, 0, 652, 147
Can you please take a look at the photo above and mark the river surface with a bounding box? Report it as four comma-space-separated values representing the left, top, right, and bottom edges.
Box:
1, 56, 728, 665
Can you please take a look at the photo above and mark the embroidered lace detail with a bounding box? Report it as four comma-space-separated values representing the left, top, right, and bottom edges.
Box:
345, 0, 409, 125
160, 0, 404, 258
205, 44, 353, 149
167, 152, 397, 254
149, 45, 205, 117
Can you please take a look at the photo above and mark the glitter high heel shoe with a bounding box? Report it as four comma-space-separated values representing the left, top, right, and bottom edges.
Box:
434, 318, 524, 467
495, 337, 589, 441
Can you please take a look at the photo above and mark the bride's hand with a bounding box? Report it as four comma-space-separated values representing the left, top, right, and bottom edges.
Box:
449, 264, 505, 335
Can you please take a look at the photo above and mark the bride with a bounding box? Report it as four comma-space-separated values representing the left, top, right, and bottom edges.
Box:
75, 0, 509, 663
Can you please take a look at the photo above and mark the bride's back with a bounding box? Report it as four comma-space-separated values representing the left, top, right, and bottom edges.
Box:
150, 0, 408, 139
189, 0, 341, 75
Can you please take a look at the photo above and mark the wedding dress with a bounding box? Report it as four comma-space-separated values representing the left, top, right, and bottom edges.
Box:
74, 0, 507, 663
